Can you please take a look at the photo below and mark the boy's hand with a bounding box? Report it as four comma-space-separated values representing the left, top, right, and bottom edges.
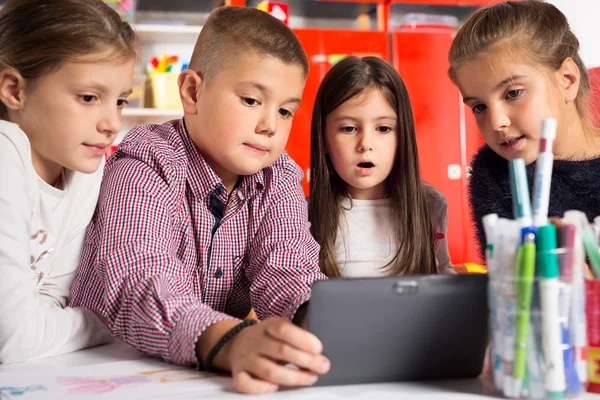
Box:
227, 318, 330, 394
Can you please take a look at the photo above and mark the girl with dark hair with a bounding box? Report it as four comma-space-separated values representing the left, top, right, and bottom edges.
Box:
308, 56, 454, 278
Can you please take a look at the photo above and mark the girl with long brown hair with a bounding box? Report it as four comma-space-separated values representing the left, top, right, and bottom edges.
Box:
308, 56, 454, 277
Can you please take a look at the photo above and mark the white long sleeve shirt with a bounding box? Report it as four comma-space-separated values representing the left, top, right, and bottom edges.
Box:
0, 120, 111, 363
335, 184, 455, 277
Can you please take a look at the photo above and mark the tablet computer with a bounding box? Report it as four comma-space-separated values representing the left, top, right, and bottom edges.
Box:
307, 274, 488, 386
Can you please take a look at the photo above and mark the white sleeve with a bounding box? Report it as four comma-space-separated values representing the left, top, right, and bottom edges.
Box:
0, 134, 110, 364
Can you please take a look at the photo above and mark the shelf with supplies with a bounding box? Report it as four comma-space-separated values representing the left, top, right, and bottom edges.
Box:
134, 24, 203, 43
118, 108, 184, 143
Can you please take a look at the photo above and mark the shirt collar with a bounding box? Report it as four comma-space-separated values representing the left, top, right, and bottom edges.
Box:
177, 118, 266, 201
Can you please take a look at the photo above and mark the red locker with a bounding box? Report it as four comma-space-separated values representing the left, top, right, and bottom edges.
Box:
463, 103, 485, 264
392, 26, 482, 265
288, 29, 389, 195
588, 67, 600, 128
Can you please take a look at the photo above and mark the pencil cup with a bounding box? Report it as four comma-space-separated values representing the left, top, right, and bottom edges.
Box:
585, 280, 600, 393
146, 73, 180, 109
488, 249, 583, 399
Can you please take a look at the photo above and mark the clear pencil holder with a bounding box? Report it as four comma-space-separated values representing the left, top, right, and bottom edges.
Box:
585, 280, 600, 393
487, 247, 586, 399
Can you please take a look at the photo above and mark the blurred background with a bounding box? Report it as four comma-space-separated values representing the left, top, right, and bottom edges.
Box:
5, 0, 598, 268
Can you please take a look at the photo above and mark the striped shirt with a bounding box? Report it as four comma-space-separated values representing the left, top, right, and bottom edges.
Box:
70, 119, 325, 366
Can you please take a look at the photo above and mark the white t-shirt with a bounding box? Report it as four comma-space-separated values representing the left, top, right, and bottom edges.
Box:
335, 185, 455, 277
0, 120, 111, 363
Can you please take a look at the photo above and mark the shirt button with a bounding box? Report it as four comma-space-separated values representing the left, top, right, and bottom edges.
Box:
214, 268, 223, 279
214, 187, 223, 196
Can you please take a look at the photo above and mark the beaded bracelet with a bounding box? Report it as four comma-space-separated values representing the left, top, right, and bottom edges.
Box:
202, 319, 259, 373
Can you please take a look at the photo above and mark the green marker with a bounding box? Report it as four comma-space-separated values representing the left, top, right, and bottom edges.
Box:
538, 224, 565, 398
512, 231, 536, 395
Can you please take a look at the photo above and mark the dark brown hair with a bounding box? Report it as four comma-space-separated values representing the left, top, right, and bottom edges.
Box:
0, 0, 137, 120
308, 56, 436, 277
448, 0, 591, 120
189, 6, 308, 83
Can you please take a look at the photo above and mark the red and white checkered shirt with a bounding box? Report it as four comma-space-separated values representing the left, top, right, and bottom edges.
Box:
70, 119, 326, 366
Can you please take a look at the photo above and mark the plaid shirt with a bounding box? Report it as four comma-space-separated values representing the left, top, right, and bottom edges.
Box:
70, 119, 325, 366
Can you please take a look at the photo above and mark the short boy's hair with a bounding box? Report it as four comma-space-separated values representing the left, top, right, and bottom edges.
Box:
189, 6, 308, 83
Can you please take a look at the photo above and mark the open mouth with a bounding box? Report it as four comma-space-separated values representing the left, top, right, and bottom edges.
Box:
499, 135, 525, 153
357, 162, 374, 168
500, 136, 524, 146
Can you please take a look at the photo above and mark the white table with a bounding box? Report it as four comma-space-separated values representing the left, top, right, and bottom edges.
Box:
1, 339, 599, 399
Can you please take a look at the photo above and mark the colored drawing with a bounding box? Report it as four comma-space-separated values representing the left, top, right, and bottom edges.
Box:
56, 367, 211, 395
0, 385, 47, 396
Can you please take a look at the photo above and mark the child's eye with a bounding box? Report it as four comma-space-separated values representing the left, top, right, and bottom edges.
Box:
79, 95, 98, 104
340, 126, 356, 133
377, 126, 393, 134
279, 108, 293, 118
506, 89, 523, 100
117, 99, 129, 108
242, 97, 259, 106
472, 104, 486, 114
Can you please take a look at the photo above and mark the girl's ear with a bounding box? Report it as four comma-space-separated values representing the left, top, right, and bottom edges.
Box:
0, 68, 25, 112
555, 57, 580, 103
178, 69, 203, 116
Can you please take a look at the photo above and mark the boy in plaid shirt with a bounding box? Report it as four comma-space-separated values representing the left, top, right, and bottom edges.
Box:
71, 6, 329, 394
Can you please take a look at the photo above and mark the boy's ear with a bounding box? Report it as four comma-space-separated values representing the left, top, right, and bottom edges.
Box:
556, 57, 580, 103
178, 69, 203, 115
0, 69, 25, 112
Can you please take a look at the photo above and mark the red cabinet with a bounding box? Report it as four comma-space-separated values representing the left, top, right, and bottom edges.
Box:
284, 26, 483, 264
392, 27, 483, 264
288, 29, 389, 195
390, 0, 507, 4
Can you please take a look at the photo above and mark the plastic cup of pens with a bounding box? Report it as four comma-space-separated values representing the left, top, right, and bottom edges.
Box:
585, 280, 600, 393
487, 228, 587, 399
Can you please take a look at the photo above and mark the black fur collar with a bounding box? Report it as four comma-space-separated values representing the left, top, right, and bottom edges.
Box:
468, 145, 600, 258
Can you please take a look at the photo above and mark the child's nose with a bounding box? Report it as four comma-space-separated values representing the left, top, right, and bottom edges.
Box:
358, 132, 373, 152
98, 107, 122, 136
256, 109, 277, 136
489, 107, 511, 132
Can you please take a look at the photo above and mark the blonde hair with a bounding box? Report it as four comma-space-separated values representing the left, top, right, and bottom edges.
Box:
448, 1, 591, 121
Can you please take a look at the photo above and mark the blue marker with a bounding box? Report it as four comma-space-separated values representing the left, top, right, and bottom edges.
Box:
509, 158, 536, 244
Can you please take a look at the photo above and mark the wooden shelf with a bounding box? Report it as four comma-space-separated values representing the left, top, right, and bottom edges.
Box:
123, 108, 183, 118
134, 24, 202, 43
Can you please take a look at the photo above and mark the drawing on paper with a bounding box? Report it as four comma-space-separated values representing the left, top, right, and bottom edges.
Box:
56, 367, 213, 395
0, 385, 47, 396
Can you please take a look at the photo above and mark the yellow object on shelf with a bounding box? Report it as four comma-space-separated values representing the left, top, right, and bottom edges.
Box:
146, 73, 180, 109
465, 263, 487, 274
454, 263, 488, 274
